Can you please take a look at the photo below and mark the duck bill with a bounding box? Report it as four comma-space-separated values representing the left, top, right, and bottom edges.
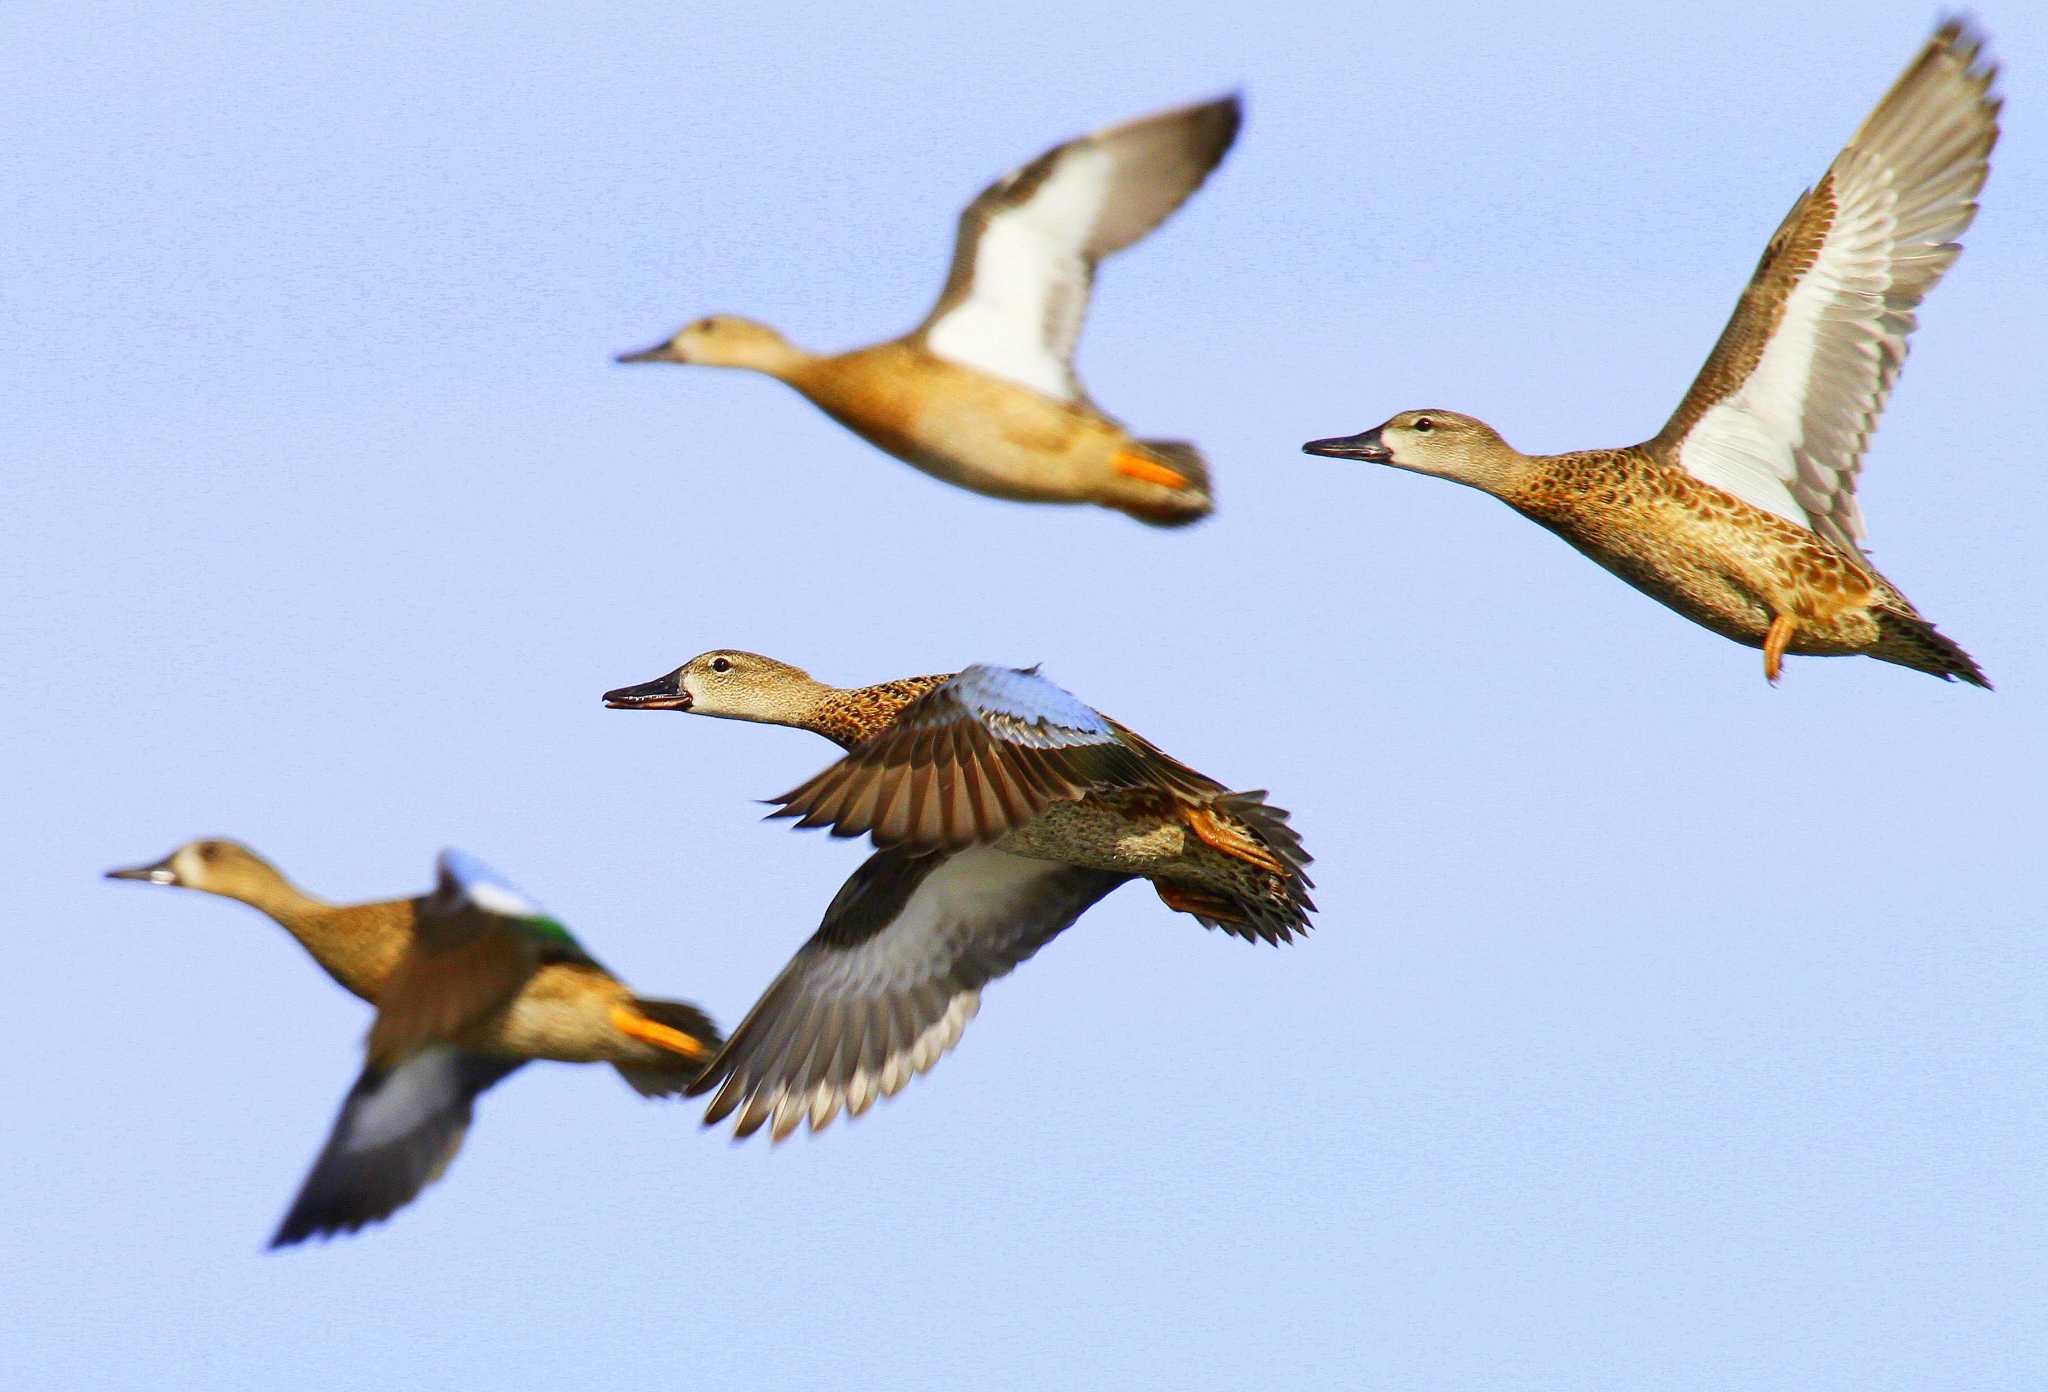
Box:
603, 671, 691, 711
1301, 429, 1392, 464
105, 855, 178, 885
614, 342, 680, 365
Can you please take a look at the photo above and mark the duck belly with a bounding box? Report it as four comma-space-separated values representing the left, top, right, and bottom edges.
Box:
800, 352, 1118, 502
996, 797, 1191, 873
1535, 500, 1880, 654
996, 797, 1270, 900
884, 394, 1113, 502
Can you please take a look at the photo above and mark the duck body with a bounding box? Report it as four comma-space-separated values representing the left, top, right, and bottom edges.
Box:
107, 841, 715, 1088
994, 789, 1301, 928
608, 655, 1309, 937
303, 898, 705, 1078
803, 672, 1302, 919
1505, 446, 1970, 678
787, 340, 1207, 524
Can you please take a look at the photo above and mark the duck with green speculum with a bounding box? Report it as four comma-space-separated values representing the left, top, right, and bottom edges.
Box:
604, 652, 1313, 1141
1305, 23, 1997, 688
616, 96, 1240, 526
107, 843, 721, 1246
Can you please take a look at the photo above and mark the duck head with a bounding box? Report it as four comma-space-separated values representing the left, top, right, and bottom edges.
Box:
106, 838, 289, 902
614, 316, 801, 375
604, 650, 827, 726
1303, 410, 1524, 494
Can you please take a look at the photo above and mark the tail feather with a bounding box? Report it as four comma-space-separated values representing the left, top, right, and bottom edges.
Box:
613, 996, 724, 1098
1115, 440, 1213, 528
1139, 440, 1211, 496
1875, 608, 1991, 689
1178, 791, 1317, 947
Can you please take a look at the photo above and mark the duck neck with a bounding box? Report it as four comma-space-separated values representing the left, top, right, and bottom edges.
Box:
1498, 448, 1622, 520
800, 674, 953, 749
226, 872, 409, 1003
736, 335, 813, 385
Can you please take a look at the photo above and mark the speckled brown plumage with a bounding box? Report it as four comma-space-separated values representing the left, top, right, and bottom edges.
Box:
622, 657, 1314, 1143
1304, 23, 1997, 687
799, 673, 952, 749
605, 652, 1312, 942
1503, 446, 1978, 681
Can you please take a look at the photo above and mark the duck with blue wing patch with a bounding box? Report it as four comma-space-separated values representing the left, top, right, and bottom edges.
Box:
266, 850, 721, 1245
605, 651, 1314, 1140
109, 844, 723, 1246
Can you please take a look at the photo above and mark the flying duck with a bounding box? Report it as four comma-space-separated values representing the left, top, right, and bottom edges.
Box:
617, 96, 1240, 526
603, 652, 1312, 1140
1305, 23, 1997, 687
108, 843, 721, 1245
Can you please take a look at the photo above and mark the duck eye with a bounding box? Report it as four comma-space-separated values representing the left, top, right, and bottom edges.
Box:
710, 657, 733, 674
1413, 416, 1435, 433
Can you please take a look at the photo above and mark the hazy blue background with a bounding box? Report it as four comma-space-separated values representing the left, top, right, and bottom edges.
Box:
7, 2, 2044, 1387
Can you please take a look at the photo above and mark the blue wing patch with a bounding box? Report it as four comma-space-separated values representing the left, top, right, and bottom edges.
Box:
946, 665, 1118, 747
435, 849, 547, 920
434, 849, 587, 952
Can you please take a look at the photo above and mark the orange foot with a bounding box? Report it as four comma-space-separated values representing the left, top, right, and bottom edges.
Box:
1155, 880, 1246, 923
1112, 448, 1192, 490
610, 1004, 713, 1061
1763, 614, 1798, 685
1183, 805, 1287, 876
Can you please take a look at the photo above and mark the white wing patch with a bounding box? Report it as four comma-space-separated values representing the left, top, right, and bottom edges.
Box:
923, 146, 1113, 401
1677, 176, 1903, 537
1670, 25, 1999, 553
437, 848, 544, 919
1677, 260, 1840, 531
343, 1046, 466, 1153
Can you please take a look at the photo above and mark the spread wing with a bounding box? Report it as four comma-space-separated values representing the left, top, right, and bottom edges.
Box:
687, 846, 1128, 1142
914, 94, 1240, 402
270, 1047, 522, 1247
1653, 22, 1998, 555
768, 664, 1219, 853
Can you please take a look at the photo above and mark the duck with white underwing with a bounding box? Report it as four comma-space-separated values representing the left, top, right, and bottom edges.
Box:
617, 96, 1240, 525
1306, 23, 1997, 687
603, 652, 1314, 1141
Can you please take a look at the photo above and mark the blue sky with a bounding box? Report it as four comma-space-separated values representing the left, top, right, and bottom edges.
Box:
7, 2, 2045, 1387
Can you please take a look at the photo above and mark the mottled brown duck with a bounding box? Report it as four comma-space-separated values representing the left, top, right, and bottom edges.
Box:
604, 652, 1313, 1141
1306, 23, 1997, 687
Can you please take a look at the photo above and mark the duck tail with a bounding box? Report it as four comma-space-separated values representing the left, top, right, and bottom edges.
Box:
1875, 608, 1991, 689
1114, 440, 1214, 527
1190, 790, 1317, 946
613, 997, 725, 1097
1140, 440, 1211, 495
